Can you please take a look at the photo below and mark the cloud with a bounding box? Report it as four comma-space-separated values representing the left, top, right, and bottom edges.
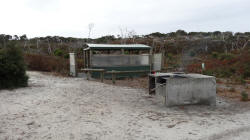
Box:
0, 0, 249, 38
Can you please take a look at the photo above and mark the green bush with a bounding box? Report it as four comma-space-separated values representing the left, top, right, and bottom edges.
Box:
241, 91, 248, 101
219, 53, 235, 60
211, 52, 219, 59
64, 53, 69, 59
218, 69, 233, 78
167, 53, 173, 60
54, 49, 64, 57
0, 42, 29, 89
202, 70, 214, 76
243, 62, 250, 78
189, 51, 195, 57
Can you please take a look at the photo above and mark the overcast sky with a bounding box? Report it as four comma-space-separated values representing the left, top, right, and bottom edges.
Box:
0, 0, 249, 38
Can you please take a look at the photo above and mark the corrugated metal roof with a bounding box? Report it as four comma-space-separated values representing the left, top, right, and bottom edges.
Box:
85, 43, 151, 50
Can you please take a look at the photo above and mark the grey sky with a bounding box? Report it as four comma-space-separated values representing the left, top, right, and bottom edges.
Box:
0, 0, 249, 38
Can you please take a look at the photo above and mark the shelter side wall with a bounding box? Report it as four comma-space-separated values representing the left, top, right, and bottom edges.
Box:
91, 55, 149, 67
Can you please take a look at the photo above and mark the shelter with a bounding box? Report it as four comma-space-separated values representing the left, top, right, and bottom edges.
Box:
83, 44, 152, 78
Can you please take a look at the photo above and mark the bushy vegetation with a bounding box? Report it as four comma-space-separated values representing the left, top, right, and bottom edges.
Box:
241, 91, 248, 101
0, 42, 28, 89
1, 30, 250, 81
24, 54, 70, 75
187, 49, 250, 82
54, 49, 64, 57
24, 53, 83, 76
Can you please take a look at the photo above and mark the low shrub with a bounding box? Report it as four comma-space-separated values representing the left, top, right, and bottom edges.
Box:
219, 53, 235, 60
24, 53, 69, 75
189, 51, 195, 57
0, 42, 29, 89
24, 53, 84, 76
228, 87, 236, 92
202, 70, 214, 76
211, 52, 219, 59
241, 91, 248, 101
64, 53, 69, 59
187, 50, 250, 82
218, 69, 233, 78
54, 49, 64, 57
243, 63, 250, 78
167, 53, 173, 60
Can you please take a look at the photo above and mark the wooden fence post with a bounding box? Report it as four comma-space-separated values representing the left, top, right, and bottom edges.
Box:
100, 71, 104, 82
112, 70, 116, 84
87, 71, 90, 80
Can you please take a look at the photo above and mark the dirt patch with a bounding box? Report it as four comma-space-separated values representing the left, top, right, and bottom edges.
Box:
217, 81, 250, 101
100, 77, 148, 90
1, 71, 250, 140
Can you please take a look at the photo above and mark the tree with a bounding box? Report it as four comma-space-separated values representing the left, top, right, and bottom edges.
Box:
96, 35, 116, 43
127, 30, 137, 43
176, 30, 187, 36
14, 35, 19, 40
88, 23, 94, 41
20, 34, 27, 41
118, 26, 126, 44
244, 32, 250, 37
213, 31, 222, 37
0, 34, 6, 47
168, 32, 177, 37
146, 32, 166, 38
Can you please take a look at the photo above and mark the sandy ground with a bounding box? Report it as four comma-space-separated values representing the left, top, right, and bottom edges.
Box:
1, 72, 250, 140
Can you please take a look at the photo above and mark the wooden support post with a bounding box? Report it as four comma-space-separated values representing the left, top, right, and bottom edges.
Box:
89, 50, 93, 67
121, 49, 125, 55
139, 50, 142, 55
100, 71, 104, 83
112, 70, 116, 84
86, 51, 89, 68
83, 51, 85, 68
161, 49, 165, 70
149, 48, 153, 71
87, 71, 90, 80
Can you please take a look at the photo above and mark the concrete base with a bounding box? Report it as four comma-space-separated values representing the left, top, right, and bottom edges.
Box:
70, 65, 77, 77
69, 53, 77, 77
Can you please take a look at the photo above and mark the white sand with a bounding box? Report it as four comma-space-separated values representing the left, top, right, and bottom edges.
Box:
0, 71, 250, 140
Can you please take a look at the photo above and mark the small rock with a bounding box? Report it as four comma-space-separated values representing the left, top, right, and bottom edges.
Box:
167, 124, 175, 128
26, 121, 35, 125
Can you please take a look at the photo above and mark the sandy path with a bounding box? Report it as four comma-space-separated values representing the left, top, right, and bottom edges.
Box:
0, 71, 250, 140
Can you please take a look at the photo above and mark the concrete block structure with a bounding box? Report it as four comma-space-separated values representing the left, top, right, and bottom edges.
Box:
69, 53, 77, 77
149, 73, 216, 107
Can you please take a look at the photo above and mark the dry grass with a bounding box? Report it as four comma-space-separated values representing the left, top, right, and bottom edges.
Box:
95, 77, 148, 90
24, 53, 84, 76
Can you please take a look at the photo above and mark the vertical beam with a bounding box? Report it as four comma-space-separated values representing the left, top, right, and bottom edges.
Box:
121, 49, 125, 55
112, 70, 116, 84
148, 75, 151, 94
149, 48, 153, 71
139, 50, 142, 55
100, 71, 104, 83
89, 49, 93, 67
83, 50, 85, 68
161, 49, 165, 70
85, 51, 88, 68
87, 71, 90, 80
